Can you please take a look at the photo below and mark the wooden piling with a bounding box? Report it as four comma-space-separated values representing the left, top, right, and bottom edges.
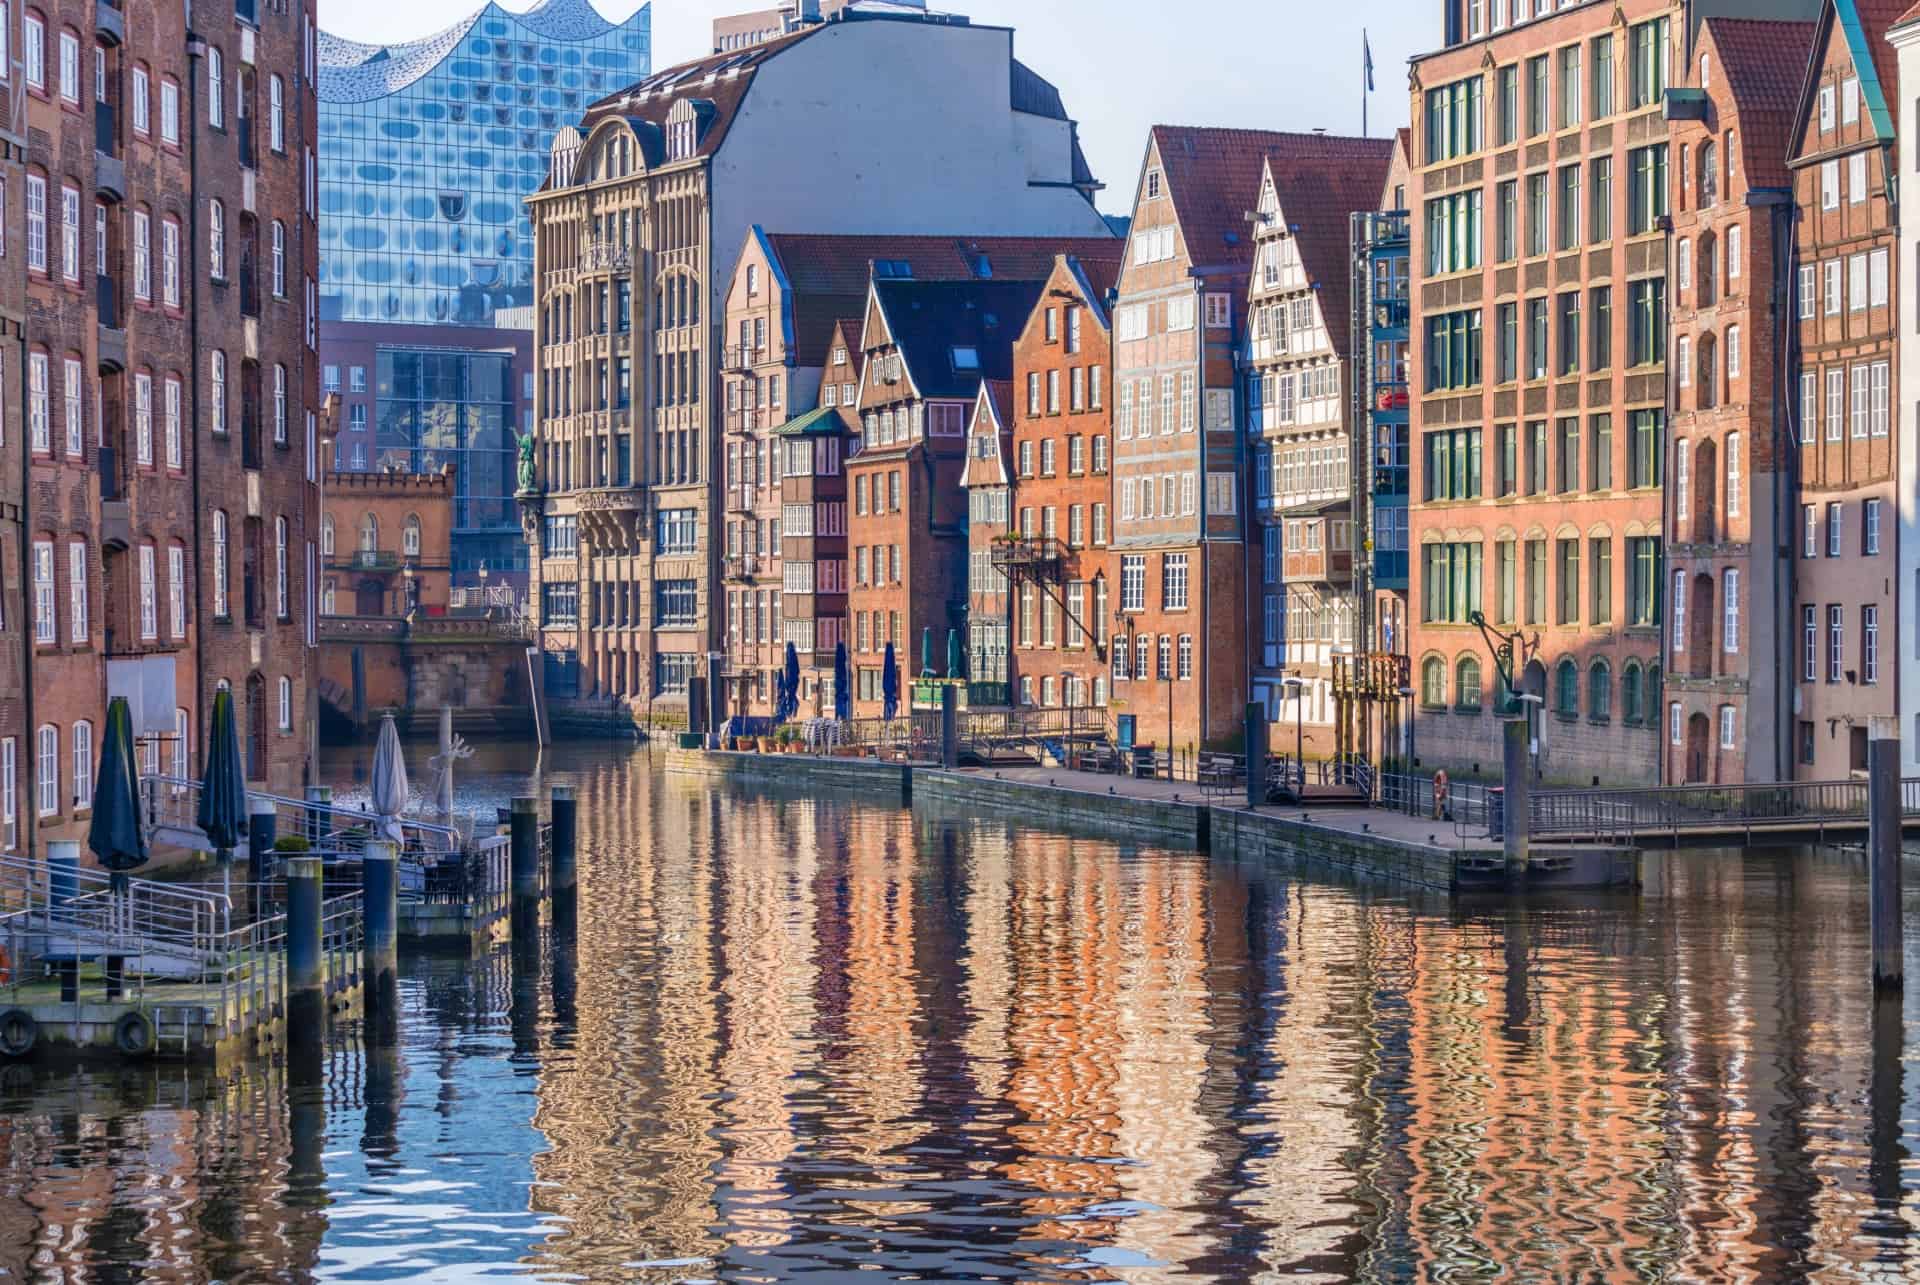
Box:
1502, 716, 1530, 882
1868, 732, 1903, 989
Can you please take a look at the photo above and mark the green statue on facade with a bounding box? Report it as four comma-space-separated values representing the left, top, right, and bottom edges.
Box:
516, 432, 537, 494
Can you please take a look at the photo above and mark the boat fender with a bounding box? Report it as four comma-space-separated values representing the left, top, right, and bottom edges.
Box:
114, 1011, 156, 1057
0, 1009, 36, 1058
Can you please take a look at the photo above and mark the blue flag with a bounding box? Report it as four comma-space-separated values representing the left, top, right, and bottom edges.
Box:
1364, 30, 1375, 92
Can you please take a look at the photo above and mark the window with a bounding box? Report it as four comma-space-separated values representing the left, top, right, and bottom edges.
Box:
1527, 173, 1548, 257
1820, 84, 1836, 132
24, 175, 45, 274
1629, 278, 1665, 366
68, 540, 88, 644
212, 510, 229, 618
1627, 536, 1662, 627
210, 350, 226, 434
1630, 18, 1668, 109
1866, 498, 1882, 555
1163, 554, 1189, 611
1555, 660, 1579, 719
209, 199, 226, 279
160, 78, 179, 144
1629, 410, 1663, 489
0, 738, 13, 852
272, 221, 286, 296
1120, 555, 1146, 613
1589, 662, 1612, 722
1425, 75, 1484, 162
1424, 311, 1482, 391
31, 541, 54, 644
1557, 166, 1581, 251
168, 544, 185, 638
23, 12, 42, 90
207, 46, 223, 128
1527, 55, 1549, 137
278, 677, 293, 732
1723, 569, 1739, 654
1560, 45, 1582, 129
1822, 160, 1839, 210
1629, 145, 1667, 235
138, 543, 157, 639
62, 357, 82, 459
1829, 605, 1844, 683
59, 184, 78, 282
1850, 152, 1868, 205
1727, 225, 1742, 281
1864, 605, 1880, 684
1871, 247, 1889, 308
1426, 191, 1483, 275
1726, 325, 1740, 380
165, 376, 183, 467
269, 74, 284, 152
1421, 656, 1447, 708
161, 218, 179, 308
1803, 606, 1819, 682
70, 720, 91, 809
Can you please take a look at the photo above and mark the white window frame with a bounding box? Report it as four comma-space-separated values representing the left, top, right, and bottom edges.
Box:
71, 721, 91, 810
68, 538, 88, 644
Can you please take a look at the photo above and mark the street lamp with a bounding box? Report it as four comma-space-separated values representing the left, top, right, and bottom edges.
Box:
1281, 675, 1306, 799
478, 560, 491, 619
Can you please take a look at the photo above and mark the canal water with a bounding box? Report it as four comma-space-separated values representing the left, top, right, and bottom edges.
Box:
0, 739, 1916, 1282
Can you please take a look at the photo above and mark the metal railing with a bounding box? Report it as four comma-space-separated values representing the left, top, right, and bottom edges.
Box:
1377, 773, 1497, 830
142, 776, 460, 863
1527, 778, 1895, 843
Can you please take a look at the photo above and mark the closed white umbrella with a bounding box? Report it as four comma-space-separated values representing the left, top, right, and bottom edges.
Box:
369, 713, 411, 846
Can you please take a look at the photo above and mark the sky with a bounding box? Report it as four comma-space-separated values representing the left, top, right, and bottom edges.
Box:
318, 0, 1442, 214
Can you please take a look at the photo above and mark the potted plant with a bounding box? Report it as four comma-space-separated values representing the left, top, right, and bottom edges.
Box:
273, 835, 312, 855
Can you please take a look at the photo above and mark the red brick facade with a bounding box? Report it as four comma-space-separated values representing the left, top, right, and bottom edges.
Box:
12, 0, 320, 862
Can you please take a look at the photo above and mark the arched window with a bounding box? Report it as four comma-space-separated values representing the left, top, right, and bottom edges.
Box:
1588, 660, 1612, 721
1621, 662, 1644, 724
278, 676, 293, 731
320, 515, 334, 556
402, 513, 422, 557
1555, 659, 1579, 717
1455, 655, 1482, 709
71, 720, 93, 809
359, 512, 378, 552
320, 578, 336, 615
1725, 433, 1742, 519
1420, 655, 1447, 707
1699, 141, 1717, 208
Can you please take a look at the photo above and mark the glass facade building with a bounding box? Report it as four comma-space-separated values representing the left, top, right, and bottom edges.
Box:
317, 0, 652, 327
317, 0, 651, 588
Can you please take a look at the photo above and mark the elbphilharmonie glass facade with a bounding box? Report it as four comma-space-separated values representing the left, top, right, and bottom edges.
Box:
318, 0, 652, 326
317, 0, 650, 588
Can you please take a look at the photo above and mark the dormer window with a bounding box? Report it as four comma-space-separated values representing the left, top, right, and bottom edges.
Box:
951, 347, 979, 371
667, 98, 699, 161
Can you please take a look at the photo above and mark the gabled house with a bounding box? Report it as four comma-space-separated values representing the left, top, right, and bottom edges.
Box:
961, 381, 1016, 707
845, 278, 1042, 712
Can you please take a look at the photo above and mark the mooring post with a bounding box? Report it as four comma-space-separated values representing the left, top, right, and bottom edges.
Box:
1868, 729, 1903, 989
1245, 703, 1268, 810
549, 786, 578, 897
510, 795, 541, 917
362, 839, 399, 1002
285, 855, 325, 1028
1502, 715, 1531, 882
247, 796, 278, 885
304, 785, 332, 850
940, 686, 958, 768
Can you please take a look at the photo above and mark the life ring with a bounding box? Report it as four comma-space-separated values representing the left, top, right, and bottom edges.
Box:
1432, 770, 1451, 820
114, 1011, 156, 1058
0, 1009, 36, 1058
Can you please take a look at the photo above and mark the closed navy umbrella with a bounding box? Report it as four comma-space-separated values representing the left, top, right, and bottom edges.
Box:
88, 696, 148, 887
833, 642, 852, 723
947, 629, 964, 681
781, 642, 801, 723
197, 687, 248, 906
882, 643, 900, 722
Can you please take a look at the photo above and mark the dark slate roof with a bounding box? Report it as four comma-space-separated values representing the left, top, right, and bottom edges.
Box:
774, 406, 844, 437
1706, 17, 1817, 187
1153, 126, 1395, 272
764, 233, 1118, 360
871, 279, 1045, 401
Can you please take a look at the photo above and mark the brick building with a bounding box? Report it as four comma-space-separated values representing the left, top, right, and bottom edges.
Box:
1244, 141, 1394, 762
846, 278, 1042, 712
320, 467, 455, 620
717, 231, 1114, 719
769, 319, 861, 715
1788, 0, 1901, 778
1894, 4, 1920, 772
523, 13, 1108, 720
999, 254, 1120, 712
13, 0, 321, 860
1112, 127, 1378, 754
0, 19, 24, 859
960, 380, 1014, 706
1408, 0, 1679, 787
1661, 17, 1813, 785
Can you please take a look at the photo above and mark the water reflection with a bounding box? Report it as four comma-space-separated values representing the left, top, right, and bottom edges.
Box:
0, 742, 1914, 1281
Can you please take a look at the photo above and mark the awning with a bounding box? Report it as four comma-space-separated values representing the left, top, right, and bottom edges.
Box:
774, 405, 847, 437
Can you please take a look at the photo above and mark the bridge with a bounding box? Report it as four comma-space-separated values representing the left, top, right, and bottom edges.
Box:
318, 613, 537, 738
1524, 779, 1920, 848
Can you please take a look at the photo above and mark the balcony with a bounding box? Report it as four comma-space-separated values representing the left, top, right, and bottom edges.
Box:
1358, 211, 1409, 247
95, 106, 125, 203
725, 486, 757, 514
1371, 380, 1409, 417
1372, 298, 1410, 331
1372, 549, 1409, 591
1282, 522, 1353, 586
724, 554, 762, 582
1372, 464, 1409, 498
579, 240, 631, 273
95, 0, 124, 44
96, 277, 127, 371
989, 535, 1065, 582
334, 549, 404, 572
722, 345, 769, 373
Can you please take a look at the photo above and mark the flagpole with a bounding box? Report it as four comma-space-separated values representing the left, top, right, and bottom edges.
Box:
1362, 28, 1370, 138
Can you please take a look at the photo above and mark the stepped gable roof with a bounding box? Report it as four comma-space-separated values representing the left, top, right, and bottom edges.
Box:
1150, 127, 1393, 274
765, 234, 1118, 359
1262, 137, 1395, 353
1706, 17, 1818, 187
870, 279, 1046, 401
319, 0, 643, 104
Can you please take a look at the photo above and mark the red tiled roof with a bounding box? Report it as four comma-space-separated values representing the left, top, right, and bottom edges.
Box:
1898, 0, 1920, 28
1151, 127, 1394, 272
1706, 18, 1817, 188
1263, 143, 1396, 356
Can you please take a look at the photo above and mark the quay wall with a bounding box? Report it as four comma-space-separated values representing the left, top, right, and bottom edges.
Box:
913, 770, 1209, 849
661, 748, 912, 803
